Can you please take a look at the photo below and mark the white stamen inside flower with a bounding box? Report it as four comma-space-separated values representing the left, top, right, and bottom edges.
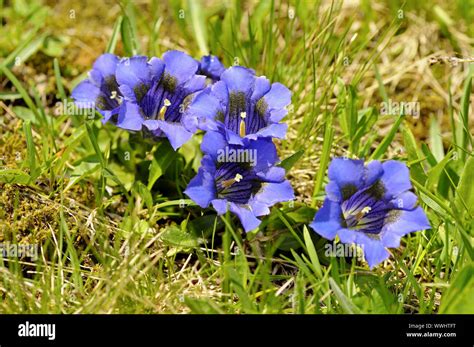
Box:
361, 206, 372, 214
239, 112, 247, 137
221, 173, 244, 188
159, 98, 171, 120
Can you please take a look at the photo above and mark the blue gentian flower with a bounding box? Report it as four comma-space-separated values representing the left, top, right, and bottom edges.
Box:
198, 55, 225, 81
115, 50, 206, 150
184, 131, 294, 232
309, 158, 430, 268
71, 53, 122, 124
182, 66, 291, 146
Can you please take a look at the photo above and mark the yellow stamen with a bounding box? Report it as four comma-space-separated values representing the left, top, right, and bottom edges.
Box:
159, 99, 171, 120
221, 173, 244, 188
355, 206, 372, 221
239, 112, 247, 137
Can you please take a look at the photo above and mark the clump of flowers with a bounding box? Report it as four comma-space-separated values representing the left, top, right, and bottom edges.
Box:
309, 158, 430, 268
73, 50, 430, 263
72, 51, 295, 232
182, 66, 291, 145
73, 50, 206, 150
184, 131, 294, 232
182, 64, 295, 231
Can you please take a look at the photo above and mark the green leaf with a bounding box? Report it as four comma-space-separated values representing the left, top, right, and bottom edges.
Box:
160, 225, 200, 248
429, 116, 444, 162
12, 106, 37, 124
187, 0, 209, 56
369, 115, 404, 160
178, 135, 202, 172
23, 121, 38, 179
286, 205, 316, 223
184, 297, 223, 314
303, 226, 323, 279
1, 66, 40, 121
373, 64, 389, 104
440, 263, 474, 314
106, 16, 123, 54
0, 169, 31, 185
41, 35, 69, 57
135, 181, 153, 212
147, 141, 176, 190
453, 154, 474, 218
278, 149, 304, 172
459, 76, 472, 161
53, 58, 67, 102
188, 215, 222, 238
426, 150, 453, 189
312, 111, 334, 204
329, 278, 361, 314
402, 125, 427, 184
121, 12, 139, 56
85, 123, 106, 168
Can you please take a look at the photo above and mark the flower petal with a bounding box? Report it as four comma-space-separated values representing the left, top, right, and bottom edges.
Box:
116, 102, 143, 131
263, 82, 291, 111
251, 76, 271, 102
200, 130, 228, 159
149, 57, 165, 79
256, 166, 285, 182
220, 66, 255, 95
229, 202, 261, 232
379, 160, 412, 200
199, 55, 225, 80
364, 160, 383, 187
211, 199, 228, 215
182, 75, 207, 95
116, 56, 150, 92
382, 206, 430, 236
337, 228, 357, 244
71, 80, 100, 108
163, 50, 199, 86
246, 137, 279, 171
389, 191, 418, 210
250, 181, 294, 217
144, 120, 193, 150
184, 166, 216, 208
253, 122, 288, 139
356, 233, 390, 269
309, 198, 344, 240
328, 158, 365, 199
182, 90, 223, 133
210, 80, 229, 106
92, 53, 119, 79
325, 181, 342, 202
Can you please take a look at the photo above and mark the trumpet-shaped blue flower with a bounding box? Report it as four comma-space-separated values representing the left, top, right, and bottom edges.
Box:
115, 50, 206, 150
182, 66, 291, 146
198, 55, 225, 81
71, 53, 122, 124
184, 131, 294, 232
309, 158, 430, 268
